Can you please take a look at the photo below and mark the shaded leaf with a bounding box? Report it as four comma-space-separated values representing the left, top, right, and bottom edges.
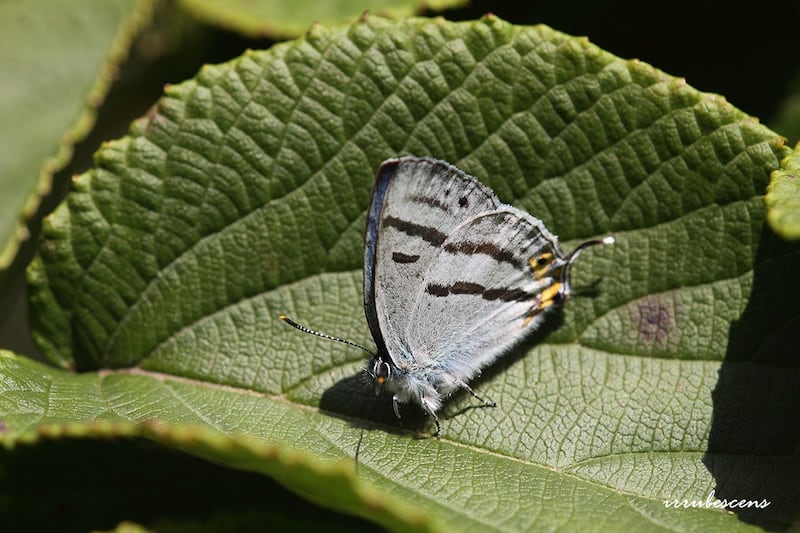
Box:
0, 419, 378, 532
0, 0, 153, 271
12, 15, 800, 530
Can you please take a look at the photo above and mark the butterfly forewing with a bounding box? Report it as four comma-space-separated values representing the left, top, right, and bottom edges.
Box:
365, 158, 502, 362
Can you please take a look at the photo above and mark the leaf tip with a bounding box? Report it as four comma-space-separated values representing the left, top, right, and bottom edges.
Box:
307, 21, 322, 38
480, 12, 503, 29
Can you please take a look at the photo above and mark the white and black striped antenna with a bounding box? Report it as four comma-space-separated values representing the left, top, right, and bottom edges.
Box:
561, 234, 615, 294
280, 315, 376, 356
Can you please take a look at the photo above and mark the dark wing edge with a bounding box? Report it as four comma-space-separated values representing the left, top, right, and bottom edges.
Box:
363, 158, 401, 357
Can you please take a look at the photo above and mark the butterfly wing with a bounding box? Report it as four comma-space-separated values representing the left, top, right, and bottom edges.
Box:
364, 157, 502, 362
404, 207, 565, 391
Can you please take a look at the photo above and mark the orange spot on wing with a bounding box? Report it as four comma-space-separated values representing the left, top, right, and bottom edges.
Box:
540, 282, 562, 307
529, 252, 555, 280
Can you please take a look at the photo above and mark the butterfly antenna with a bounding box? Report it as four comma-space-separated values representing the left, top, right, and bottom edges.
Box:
280, 315, 375, 356
562, 234, 615, 292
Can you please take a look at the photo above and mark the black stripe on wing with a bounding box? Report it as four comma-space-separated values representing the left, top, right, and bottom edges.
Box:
425, 282, 533, 302
406, 193, 473, 213
408, 194, 451, 213
383, 216, 529, 270
383, 216, 447, 246
392, 252, 420, 263
442, 240, 526, 269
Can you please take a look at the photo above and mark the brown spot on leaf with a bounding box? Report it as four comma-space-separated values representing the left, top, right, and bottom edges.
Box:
637, 298, 671, 343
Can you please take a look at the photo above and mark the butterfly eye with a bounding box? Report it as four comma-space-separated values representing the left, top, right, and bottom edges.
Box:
374, 360, 391, 385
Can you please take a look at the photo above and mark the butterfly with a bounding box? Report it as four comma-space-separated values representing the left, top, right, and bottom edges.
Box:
282, 156, 613, 437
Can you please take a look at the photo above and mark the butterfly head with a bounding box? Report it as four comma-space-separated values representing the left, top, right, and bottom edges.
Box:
366, 355, 394, 395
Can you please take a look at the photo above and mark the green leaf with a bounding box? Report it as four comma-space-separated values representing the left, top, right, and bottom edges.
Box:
14, 15, 800, 530
0, 0, 153, 271
177, 0, 467, 38
766, 143, 800, 239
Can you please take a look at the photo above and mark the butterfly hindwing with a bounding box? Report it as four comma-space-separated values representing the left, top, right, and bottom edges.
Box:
405, 208, 563, 390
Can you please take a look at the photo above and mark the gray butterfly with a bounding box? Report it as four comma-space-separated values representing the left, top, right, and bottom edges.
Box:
283, 156, 613, 437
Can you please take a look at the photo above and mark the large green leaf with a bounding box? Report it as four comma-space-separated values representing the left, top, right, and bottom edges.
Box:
10, 15, 799, 530
0, 0, 153, 271
177, 0, 467, 38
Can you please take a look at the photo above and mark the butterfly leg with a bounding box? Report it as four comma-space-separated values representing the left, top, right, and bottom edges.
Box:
392, 394, 402, 421
458, 381, 497, 408
419, 396, 442, 438
431, 414, 441, 438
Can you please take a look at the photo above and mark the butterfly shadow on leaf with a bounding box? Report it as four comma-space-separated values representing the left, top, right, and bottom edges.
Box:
318, 370, 429, 438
